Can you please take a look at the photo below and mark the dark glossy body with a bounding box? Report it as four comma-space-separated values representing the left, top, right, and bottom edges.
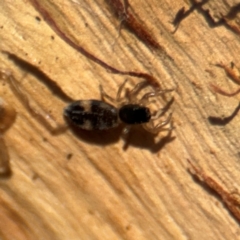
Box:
119, 104, 151, 124
64, 100, 151, 130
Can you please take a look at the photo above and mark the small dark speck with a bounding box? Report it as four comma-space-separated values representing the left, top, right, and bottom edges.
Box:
35, 16, 41, 22
38, 61, 41, 65
55, 57, 59, 61
66, 153, 73, 160
51, 35, 55, 40
0, 26, 3, 29
32, 173, 40, 180
125, 225, 131, 231
42, 137, 48, 142
88, 209, 94, 215
85, 22, 88, 27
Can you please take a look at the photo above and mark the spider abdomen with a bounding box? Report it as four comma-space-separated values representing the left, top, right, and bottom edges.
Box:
119, 104, 151, 124
64, 100, 119, 130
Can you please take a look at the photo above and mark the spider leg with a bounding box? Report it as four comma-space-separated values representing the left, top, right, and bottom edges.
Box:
140, 89, 174, 105
121, 125, 132, 151
99, 84, 116, 104
143, 113, 173, 134
116, 79, 129, 102
122, 125, 131, 135
151, 108, 165, 120
151, 96, 175, 120
126, 81, 150, 102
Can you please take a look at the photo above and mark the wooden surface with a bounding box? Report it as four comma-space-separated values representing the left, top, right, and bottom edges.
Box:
1, 0, 240, 239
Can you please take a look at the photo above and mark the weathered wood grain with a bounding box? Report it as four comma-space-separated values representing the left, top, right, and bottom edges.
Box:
0, 0, 240, 239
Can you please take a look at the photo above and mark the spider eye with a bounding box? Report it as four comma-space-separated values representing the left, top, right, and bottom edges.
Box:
119, 104, 151, 124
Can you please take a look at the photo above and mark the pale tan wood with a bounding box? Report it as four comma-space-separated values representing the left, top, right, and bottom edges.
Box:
0, 0, 240, 239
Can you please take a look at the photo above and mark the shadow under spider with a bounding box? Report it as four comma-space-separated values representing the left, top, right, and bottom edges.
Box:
67, 122, 175, 153
122, 126, 175, 153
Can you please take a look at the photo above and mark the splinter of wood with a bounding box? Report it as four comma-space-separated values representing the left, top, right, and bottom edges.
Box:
29, 0, 163, 89
211, 62, 240, 97
173, 1, 240, 35
187, 159, 240, 223
105, 0, 165, 51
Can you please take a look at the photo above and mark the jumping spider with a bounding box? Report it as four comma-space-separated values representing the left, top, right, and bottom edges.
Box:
64, 79, 174, 134
0, 69, 174, 136
0, 68, 174, 174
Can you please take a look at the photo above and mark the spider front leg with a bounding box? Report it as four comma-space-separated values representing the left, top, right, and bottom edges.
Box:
100, 79, 131, 105
117, 79, 162, 103
125, 80, 152, 103
99, 84, 116, 104
117, 79, 153, 103
116, 79, 128, 102
143, 113, 173, 134
142, 90, 175, 134
140, 89, 175, 105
